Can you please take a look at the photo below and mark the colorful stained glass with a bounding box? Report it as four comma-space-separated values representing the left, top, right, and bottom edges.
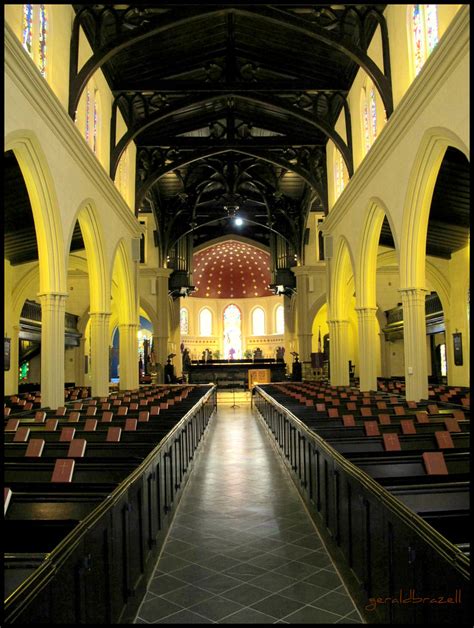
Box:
85, 87, 91, 143
22, 4, 33, 55
93, 92, 98, 153
38, 5, 47, 77
180, 308, 189, 335
425, 5, 438, 54
363, 89, 371, 153
413, 5, 424, 76
335, 150, 345, 197
223, 304, 242, 358
370, 87, 377, 140
19, 362, 29, 382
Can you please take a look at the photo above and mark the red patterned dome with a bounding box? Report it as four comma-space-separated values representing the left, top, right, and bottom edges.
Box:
191, 240, 273, 299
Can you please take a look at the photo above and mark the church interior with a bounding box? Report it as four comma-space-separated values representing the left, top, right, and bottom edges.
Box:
4, 4, 470, 625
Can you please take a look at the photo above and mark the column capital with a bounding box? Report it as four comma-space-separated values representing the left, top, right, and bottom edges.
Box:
118, 322, 139, 329
37, 292, 68, 304
399, 288, 429, 309
291, 265, 313, 278
89, 311, 111, 322
354, 306, 378, 314
155, 268, 173, 280
399, 287, 429, 297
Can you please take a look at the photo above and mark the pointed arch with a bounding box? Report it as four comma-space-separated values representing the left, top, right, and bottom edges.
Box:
110, 238, 137, 323
251, 306, 266, 336
67, 199, 110, 313
357, 197, 399, 308
400, 127, 469, 289
5, 130, 66, 294
330, 236, 356, 320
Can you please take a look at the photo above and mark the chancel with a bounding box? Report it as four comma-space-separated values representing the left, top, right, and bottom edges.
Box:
4, 4, 470, 625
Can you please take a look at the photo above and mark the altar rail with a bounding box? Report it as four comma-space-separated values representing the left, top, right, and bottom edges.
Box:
4, 386, 216, 624
254, 387, 470, 625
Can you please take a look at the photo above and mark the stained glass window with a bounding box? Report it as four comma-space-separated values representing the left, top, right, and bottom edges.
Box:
425, 5, 439, 54
412, 4, 424, 76
362, 82, 379, 155
252, 307, 265, 336
93, 91, 98, 154
223, 304, 242, 359
22, 4, 33, 55
370, 87, 377, 141
199, 308, 212, 336
412, 5, 438, 76
362, 88, 371, 154
19, 362, 29, 382
334, 149, 345, 198
38, 5, 47, 77
85, 87, 91, 144
275, 305, 284, 335
180, 308, 189, 335
22, 5, 47, 77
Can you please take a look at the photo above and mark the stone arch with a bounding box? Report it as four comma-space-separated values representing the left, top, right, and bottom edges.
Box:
400, 127, 469, 289
330, 236, 356, 320
377, 249, 450, 317
67, 199, 109, 312
139, 297, 159, 334
5, 130, 65, 294
110, 238, 137, 324
357, 197, 399, 308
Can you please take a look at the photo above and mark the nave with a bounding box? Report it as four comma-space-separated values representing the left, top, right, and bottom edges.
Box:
134, 394, 362, 624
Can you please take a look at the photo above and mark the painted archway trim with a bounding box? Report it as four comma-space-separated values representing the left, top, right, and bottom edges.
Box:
110, 239, 137, 324
400, 127, 469, 289
68, 200, 110, 313
330, 236, 357, 320
5, 131, 66, 295
357, 198, 399, 308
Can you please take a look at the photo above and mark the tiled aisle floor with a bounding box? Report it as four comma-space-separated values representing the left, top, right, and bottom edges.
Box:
134, 401, 364, 624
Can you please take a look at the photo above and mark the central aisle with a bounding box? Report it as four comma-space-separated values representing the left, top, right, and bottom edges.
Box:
135, 398, 363, 624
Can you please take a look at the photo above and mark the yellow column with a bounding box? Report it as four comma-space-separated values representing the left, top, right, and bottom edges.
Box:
328, 319, 349, 386
154, 269, 172, 384
89, 311, 111, 397
4, 324, 20, 396
283, 294, 294, 359
292, 267, 313, 363
356, 307, 378, 391
38, 292, 67, 409
118, 322, 139, 392
169, 297, 183, 380
400, 288, 429, 401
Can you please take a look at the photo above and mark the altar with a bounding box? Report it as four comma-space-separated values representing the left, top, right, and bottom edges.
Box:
187, 359, 287, 388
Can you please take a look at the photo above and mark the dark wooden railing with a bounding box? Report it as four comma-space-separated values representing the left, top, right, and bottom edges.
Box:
254, 387, 470, 625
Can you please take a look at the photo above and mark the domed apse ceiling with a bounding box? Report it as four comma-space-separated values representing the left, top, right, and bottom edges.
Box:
191, 241, 273, 299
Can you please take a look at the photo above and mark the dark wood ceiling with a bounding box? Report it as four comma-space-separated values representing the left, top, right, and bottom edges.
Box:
5, 5, 469, 271
72, 3, 388, 259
